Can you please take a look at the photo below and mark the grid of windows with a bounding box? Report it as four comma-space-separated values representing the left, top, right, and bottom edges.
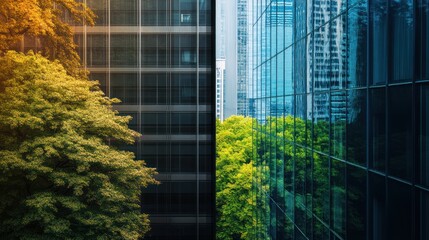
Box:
76, 0, 214, 239
251, 0, 429, 239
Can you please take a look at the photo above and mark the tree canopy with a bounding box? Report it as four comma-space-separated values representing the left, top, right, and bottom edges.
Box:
0, 0, 95, 77
216, 116, 264, 240
0, 51, 157, 239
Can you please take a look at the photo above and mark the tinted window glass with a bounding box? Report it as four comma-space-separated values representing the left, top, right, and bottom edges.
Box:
370, 0, 388, 85
388, 85, 413, 181
347, 89, 367, 166
370, 88, 386, 172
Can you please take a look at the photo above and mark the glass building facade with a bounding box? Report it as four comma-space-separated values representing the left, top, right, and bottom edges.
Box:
65, 0, 215, 239
251, 0, 429, 239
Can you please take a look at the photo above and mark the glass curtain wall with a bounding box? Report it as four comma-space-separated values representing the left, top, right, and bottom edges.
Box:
73, 0, 215, 239
251, 0, 429, 239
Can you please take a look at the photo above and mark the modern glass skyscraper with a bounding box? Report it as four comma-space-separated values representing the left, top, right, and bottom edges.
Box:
65, 1, 214, 239
251, 0, 429, 239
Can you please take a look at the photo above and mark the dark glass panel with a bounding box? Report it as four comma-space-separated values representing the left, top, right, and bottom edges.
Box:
141, 0, 157, 25
141, 113, 169, 135
110, 73, 138, 104
110, 0, 137, 26
421, 85, 429, 187
172, 35, 197, 67
199, 181, 212, 214
141, 184, 157, 213
388, 85, 413, 181
171, 73, 197, 105
418, 0, 429, 79
199, 142, 212, 173
199, 112, 212, 135
370, 0, 388, 85
313, 153, 330, 223
199, 0, 212, 26
313, 218, 330, 240
370, 88, 386, 171
347, 165, 367, 240
387, 180, 413, 240
171, 181, 197, 214
171, 142, 197, 173
199, 73, 212, 105
369, 173, 386, 240
172, 0, 197, 26
348, 2, 368, 88
149, 224, 197, 240
199, 34, 212, 67
331, 159, 346, 238
87, 34, 107, 67
331, 91, 346, 160
390, 0, 414, 82
347, 89, 367, 166
421, 191, 429, 240
171, 113, 197, 134
110, 34, 138, 67
142, 34, 169, 67
141, 73, 169, 105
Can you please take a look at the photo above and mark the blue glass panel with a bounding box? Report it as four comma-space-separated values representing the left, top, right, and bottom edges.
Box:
370, 0, 388, 85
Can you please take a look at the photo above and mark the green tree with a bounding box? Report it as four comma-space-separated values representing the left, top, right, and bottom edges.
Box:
0, 51, 157, 239
216, 116, 253, 240
216, 116, 269, 240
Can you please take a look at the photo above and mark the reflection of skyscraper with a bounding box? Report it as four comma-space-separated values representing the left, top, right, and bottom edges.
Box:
252, 0, 429, 239
216, 59, 226, 121
236, 0, 250, 116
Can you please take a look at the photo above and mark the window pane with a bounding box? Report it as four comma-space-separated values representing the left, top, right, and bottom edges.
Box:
347, 165, 367, 240
387, 180, 412, 239
331, 91, 346, 160
420, 84, 429, 187
370, 88, 386, 172
418, 0, 429, 79
388, 85, 413, 181
199, 0, 212, 26
313, 92, 329, 154
87, 0, 108, 26
421, 191, 429, 240
110, 73, 138, 104
313, 153, 330, 223
369, 173, 386, 240
370, 0, 388, 85
110, 35, 138, 67
110, 0, 137, 26
347, 89, 367, 166
390, 0, 414, 82
348, 2, 368, 88
331, 159, 346, 238
87, 35, 107, 67
330, 15, 347, 90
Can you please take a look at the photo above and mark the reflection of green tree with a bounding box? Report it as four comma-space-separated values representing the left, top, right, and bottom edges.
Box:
217, 114, 365, 239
